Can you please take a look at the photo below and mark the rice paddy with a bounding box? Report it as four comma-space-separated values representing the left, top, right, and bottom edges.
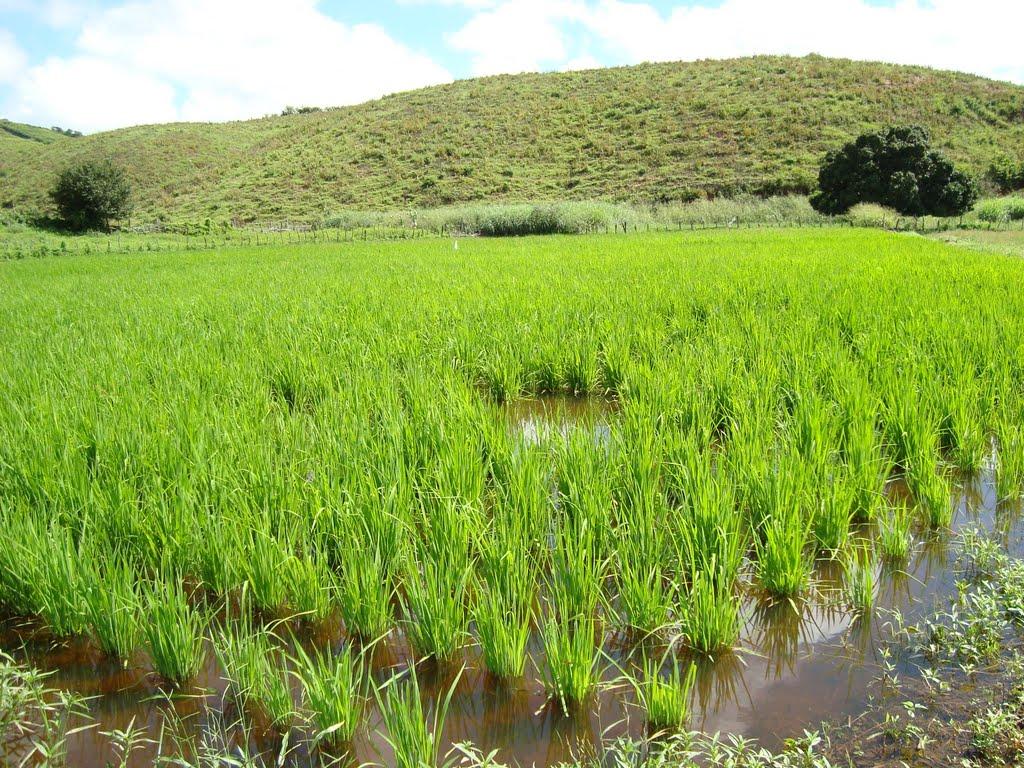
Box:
2, 228, 1024, 766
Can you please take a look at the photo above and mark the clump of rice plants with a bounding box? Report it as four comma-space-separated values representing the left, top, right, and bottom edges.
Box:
474, 547, 535, 679
907, 461, 953, 528
811, 468, 855, 555
402, 551, 472, 664
632, 653, 697, 732
284, 550, 334, 624
291, 642, 366, 749
877, 500, 914, 563
540, 612, 601, 712
82, 557, 141, 664
376, 665, 461, 768
215, 624, 296, 731
843, 545, 878, 615
142, 579, 206, 686
997, 421, 1024, 501
678, 568, 740, 655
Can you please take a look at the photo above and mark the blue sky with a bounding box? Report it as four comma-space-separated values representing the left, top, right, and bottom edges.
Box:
0, 1, 1021, 133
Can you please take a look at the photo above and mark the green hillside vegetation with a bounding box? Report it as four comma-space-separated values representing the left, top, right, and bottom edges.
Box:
1, 55, 1023, 225
0, 119, 75, 146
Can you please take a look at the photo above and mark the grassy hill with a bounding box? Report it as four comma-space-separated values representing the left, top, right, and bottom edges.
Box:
1, 55, 1023, 225
0, 119, 76, 146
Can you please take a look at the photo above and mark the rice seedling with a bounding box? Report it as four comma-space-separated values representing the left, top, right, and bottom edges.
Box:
843, 545, 878, 615
678, 567, 740, 655
474, 541, 536, 678
632, 653, 697, 732
376, 664, 462, 768
215, 624, 296, 731
291, 642, 366, 748
540, 612, 601, 712
336, 542, 394, 641
143, 579, 206, 686
284, 551, 334, 623
240, 529, 291, 615
907, 460, 953, 528
997, 420, 1024, 501
402, 550, 472, 664
82, 557, 142, 664
811, 469, 855, 555
877, 500, 914, 563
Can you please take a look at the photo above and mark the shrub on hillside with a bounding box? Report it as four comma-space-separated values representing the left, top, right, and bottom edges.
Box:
987, 156, 1024, 193
810, 125, 978, 217
50, 160, 132, 232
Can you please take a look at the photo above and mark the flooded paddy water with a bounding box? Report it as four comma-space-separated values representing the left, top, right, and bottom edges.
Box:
2, 399, 1022, 768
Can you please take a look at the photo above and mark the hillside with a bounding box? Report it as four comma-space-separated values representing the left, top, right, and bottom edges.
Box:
0, 120, 76, 146
1, 55, 1023, 225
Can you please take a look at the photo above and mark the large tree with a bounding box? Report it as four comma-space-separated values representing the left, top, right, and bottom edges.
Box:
50, 159, 132, 232
810, 125, 977, 217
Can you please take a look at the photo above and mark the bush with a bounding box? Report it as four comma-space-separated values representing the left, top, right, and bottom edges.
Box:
988, 156, 1024, 193
976, 197, 1024, 223
50, 160, 132, 232
810, 125, 978, 217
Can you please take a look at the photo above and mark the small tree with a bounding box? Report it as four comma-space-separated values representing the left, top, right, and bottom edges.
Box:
50, 159, 132, 231
810, 125, 978, 217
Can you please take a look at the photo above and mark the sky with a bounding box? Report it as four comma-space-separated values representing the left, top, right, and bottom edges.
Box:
0, 0, 1022, 134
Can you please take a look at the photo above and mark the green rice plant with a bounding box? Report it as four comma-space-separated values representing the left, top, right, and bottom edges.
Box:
673, 453, 744, 590
997, 421, 1024, 501
284, 552, 334, 623
632, 654, 697, 732
376, 665, 461, 768
877, 500, 914, 562
755, 506, 813, 598
616, 533, 675, 636
143, 579, 206, 686
402, 551, 472, 663
678, 567, 740, 655
838, 382, 889, 521
18, 522, 89, 638
540, 612, 601, 712
938, 373, 988, 474
193, 518, 243, 597
907, 461, 953, 528
82, 557, 142, 664
843, 545, 878, 615
241, 529, 291, 615
791, 393, 837, 473
811, 468, 855, 555
474, 541, 535, 678
548, 512, 606, 622
336, 542, 394, 640
291, 642, 366, 749
214, 624, 296, 731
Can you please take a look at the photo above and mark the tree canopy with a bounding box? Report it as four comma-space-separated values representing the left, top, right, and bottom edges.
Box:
50, 159, 132, 231
810, 125, 978, 217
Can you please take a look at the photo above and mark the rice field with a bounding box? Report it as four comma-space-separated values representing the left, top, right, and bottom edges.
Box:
2, 228, 1024, 766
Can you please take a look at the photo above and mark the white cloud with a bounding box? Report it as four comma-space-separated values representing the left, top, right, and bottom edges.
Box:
0, 29, 26, 83
448, 0, 584, 75
449, 0, 1024, 84
2, 0, 453, 131
8, 56, 178, 131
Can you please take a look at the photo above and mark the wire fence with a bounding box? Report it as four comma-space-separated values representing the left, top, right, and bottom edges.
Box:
2, 215, 1023, 261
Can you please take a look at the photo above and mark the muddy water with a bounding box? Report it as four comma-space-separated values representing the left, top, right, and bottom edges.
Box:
3, 406, 1022, 767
